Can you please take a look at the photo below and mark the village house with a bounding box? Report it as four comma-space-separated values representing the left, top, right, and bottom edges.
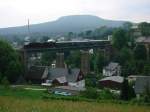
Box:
45, 68, 85, 95
103, 62, 121, 77
47, 68, 85, 88
26, 66, 85, 88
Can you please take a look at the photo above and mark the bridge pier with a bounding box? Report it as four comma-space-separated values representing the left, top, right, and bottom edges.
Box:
21, 50, 29, 76
56, 52, 65, 68
81, 50, 90, 75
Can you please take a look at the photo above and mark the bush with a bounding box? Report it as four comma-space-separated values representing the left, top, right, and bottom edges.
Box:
81, 87, 99, 99
1, 77, 10, 88
98, 89, 116, 100
120, 79, 136, 101
143, 84, 150, 103
0, 39, 23, 83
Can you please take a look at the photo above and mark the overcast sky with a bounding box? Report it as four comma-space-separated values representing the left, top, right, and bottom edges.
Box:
0, 0, 150, 28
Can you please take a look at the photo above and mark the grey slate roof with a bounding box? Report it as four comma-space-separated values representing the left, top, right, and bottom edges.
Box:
99, 76, 124, 83
48, 68, 81, 83
136, 37, 150, 43
134, 76, 150, 94
55, 76, 67, 83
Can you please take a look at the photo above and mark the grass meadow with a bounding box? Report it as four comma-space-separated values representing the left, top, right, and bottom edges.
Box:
0, 96, 150, 112
0, 86, 150, 112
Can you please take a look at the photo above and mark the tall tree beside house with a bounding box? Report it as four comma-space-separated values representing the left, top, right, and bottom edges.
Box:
94, 52, 107, 73
41, 51, 56, 66
121, 60, 137, 77
143, 83, 150, 103
65, 51, 81, 68
134, 44, 147, 61
143, 62, 150, 76
116, 47, 133, 65
112, 28, 128, 50
120, 79, 135, 100
0, 39, 22, 83
114, 47, 136, 77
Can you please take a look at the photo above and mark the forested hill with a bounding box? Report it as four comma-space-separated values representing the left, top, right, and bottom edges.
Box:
0, 15, 126, 35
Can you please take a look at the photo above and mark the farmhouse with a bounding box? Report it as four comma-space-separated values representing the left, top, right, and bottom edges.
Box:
26, 66, 85, 88
47, 68, 85, 88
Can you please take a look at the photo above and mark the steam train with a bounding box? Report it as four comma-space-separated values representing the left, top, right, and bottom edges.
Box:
24, 40, 110, 49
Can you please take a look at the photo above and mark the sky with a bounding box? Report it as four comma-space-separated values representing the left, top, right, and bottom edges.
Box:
0, 0, 150, 28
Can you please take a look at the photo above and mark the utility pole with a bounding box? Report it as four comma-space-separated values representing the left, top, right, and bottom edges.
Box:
28, 19, 31, 38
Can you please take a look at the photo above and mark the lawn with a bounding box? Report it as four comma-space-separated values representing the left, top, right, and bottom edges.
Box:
0, 86, 45, 99
0, 86, 150, 112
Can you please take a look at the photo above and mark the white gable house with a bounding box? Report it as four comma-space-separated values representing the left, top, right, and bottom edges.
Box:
103, 62, 121, 77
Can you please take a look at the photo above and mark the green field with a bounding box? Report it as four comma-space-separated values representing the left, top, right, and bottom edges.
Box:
0, 96, 150, 112
0, 86, 150, 112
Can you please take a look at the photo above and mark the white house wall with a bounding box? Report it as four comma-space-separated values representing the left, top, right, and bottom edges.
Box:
68, 80, 85, 88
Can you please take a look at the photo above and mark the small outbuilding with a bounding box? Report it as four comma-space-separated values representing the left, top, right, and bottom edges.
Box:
99, 76, 124, 90
134, 76, 150, 97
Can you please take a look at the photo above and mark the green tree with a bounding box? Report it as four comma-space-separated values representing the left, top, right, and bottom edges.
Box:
138, 22, 150, 36
65, 51, 81, 68
134, 44, 147, 60
94, 26, 115, 39
114, 47, 137, 77
81, 87, 99, 99
1, 77, 10, 88
143, 62, 150, 76
0, 39, 22, 83
121, 60, 137, 77
94, 52, 106, 73
143, 83, 150, 103
116, 47, 133, 65
41, 51, 56, 66
122, 22, 132, 31
135, 60, 145, 74
85, 73, 97, 88
120, 79, 135, 100
112, 29, 128, 50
